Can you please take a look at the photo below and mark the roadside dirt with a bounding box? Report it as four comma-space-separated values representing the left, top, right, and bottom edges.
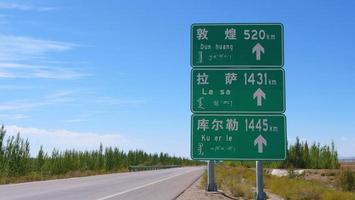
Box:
176, 178, 231, 200
176, 177, 284, 200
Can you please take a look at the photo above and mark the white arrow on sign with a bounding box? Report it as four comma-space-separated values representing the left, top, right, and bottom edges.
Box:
253, 88, 266, 106
252, 43, 264, 61
254, 135, 267, 153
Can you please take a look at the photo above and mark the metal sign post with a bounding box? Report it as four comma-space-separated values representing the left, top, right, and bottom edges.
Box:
206, 160, 217, 192
256, 161, 266, 200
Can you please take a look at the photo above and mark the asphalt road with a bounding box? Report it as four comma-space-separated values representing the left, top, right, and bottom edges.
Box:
0, 166, 205, 200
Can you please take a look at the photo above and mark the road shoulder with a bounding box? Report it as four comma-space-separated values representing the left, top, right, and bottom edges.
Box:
176, 177, 232, 200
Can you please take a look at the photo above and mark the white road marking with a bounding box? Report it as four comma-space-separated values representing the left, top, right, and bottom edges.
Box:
96, 168, 201, 200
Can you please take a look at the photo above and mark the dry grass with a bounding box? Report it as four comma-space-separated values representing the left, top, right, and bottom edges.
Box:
200, 165, 254, 199
216, 165, 255, 199
201, 164, 355, 200
341, 162, 355, 171
266, 170, 355, 200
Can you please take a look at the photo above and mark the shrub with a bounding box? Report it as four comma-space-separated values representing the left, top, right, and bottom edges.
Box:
337, 168, 354, 192
230, 183, 253, 199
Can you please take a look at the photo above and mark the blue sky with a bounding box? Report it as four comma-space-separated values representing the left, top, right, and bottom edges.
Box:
0, 0, 354, 157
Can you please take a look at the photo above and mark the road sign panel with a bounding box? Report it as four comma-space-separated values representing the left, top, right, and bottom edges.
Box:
191, 69, 285, 113
191, 23, 283, 67
191, 114, 286, 160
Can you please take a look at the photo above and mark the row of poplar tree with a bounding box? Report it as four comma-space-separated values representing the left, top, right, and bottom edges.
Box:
0, 125, 200, 178
284, 137, 339, 169
226, 137, 340, 169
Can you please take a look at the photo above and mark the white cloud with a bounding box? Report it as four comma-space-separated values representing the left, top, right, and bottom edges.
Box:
340, 136, 348, 141
0, 85, 43, 90
0, 71, 14, 78
62, 118, 88, 123
0, 100, 46, 111
0, 63, 47, 69
0, 91, 74, 111
0, 35, 88, 79
0, 114, 28, 120
46, 91, 72, 99
0, 15, 9, 24
95, 96, 145, 106
4, 125, 134, 156
61, 112, 98, 124
0, 35, 74, 62
0, 66, 89, 79
0, 3, 55, 12
0, 90, 144, 113
30, 68, 89, 79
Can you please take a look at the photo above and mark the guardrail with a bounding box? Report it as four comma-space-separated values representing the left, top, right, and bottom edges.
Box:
128, 165, 181, 172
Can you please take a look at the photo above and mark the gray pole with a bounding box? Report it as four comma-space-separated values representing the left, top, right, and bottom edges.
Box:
256, 161, 266, 200
206, 160, 217, 192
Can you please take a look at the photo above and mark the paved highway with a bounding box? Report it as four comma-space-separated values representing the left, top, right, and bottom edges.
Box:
0, 166, 205, 200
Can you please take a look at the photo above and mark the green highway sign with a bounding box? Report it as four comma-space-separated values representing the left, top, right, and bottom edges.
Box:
191, 69, 285, 113
191, 23, 283, 67
191, 114, 286, 160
